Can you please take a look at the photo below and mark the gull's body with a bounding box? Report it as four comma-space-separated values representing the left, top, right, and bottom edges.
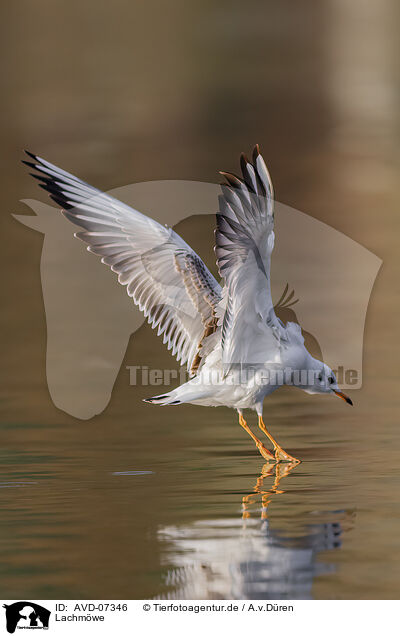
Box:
24, 145, 352, 462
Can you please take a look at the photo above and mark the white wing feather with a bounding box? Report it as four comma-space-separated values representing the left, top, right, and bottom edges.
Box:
24, 152, 221, 374
215, 145, 286, 372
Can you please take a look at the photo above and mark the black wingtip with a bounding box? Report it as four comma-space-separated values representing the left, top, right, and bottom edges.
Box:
21, 159, 36, 169
143, 395, 168, 404
252, 144, 261, 162
219, 170, 243, 188
29, 172, 50, 184
24, 150, 38, 161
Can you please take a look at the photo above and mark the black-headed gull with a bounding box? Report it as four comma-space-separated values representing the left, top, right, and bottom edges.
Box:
24, 146, 352, 463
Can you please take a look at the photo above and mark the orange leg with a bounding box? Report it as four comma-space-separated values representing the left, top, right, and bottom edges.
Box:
238, 413, 275, 462
258, 415, 300, 464
239, 413, 275, 461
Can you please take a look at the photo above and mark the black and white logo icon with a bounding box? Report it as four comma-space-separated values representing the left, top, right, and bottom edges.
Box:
3, 602, 50, 633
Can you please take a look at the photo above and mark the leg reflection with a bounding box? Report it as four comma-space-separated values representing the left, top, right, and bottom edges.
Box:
242, 461, 299, 520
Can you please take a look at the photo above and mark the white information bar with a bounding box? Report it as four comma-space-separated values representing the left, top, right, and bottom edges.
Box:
1, 599, 396, 635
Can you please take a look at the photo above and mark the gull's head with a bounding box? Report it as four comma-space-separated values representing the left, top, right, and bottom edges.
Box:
304, 359, 353, 405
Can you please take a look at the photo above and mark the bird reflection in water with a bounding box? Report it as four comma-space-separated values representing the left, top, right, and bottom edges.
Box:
157, 463, 353, 600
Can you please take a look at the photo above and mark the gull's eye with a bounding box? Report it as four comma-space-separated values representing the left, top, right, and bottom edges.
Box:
328, 376, 334, 385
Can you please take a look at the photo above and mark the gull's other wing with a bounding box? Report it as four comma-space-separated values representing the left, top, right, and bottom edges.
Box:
24, 152, 221, 374
215, 145, 287, 372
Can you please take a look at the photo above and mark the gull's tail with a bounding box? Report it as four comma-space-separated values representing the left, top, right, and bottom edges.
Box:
143, 393, 182, 406
143, 380, 213, 406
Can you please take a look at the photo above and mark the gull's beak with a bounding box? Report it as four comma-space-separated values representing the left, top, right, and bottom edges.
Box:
333, 389, 353, 406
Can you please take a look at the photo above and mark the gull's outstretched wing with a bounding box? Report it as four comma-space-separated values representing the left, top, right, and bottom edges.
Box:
24, 152, 221, 374
215, 145, 287, 372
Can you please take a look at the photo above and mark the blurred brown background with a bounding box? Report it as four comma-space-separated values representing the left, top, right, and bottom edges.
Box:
0, 0, 399, 599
